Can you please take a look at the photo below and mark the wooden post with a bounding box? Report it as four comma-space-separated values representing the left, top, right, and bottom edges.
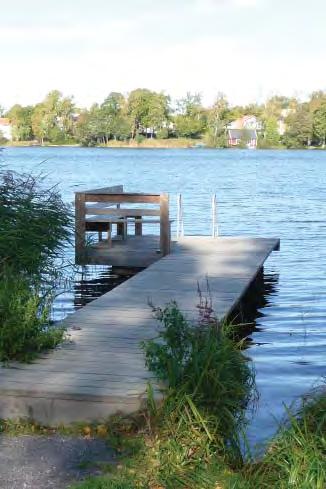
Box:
107, 223, 112, 247
160, 193, 170, 255
75, 192, 86, 263
117, 220, 125, 237
135, 217, 142, 236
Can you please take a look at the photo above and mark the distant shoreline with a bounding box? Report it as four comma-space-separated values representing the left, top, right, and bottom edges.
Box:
1, 140, 324, 150
1, 138, 201, 149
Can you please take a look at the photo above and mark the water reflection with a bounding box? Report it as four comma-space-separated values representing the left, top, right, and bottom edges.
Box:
52, 266, 138, 321
229, 269, 279, 334
241, 267, 325, 452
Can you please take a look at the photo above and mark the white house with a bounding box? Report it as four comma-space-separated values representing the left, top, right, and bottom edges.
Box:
0, 118, 12, 141
227, 115, 261, 148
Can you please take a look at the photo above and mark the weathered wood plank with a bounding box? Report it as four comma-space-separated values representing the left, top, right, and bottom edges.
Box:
85, 194, 160, 203
82, 185, 124, 194
86, 208, 160, 217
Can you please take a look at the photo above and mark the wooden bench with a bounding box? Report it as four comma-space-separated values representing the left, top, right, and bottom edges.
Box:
75, 189, 171, 260
86, 216, 128, 246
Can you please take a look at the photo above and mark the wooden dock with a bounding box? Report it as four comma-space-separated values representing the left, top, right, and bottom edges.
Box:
0, 237, 279, 425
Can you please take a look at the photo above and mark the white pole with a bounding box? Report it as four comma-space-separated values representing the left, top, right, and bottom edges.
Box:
177, 194, 184, 239
176, 193, 181, 239
176, 193, 184, 238
211, 194, 218, 237
181, 194, 184, 237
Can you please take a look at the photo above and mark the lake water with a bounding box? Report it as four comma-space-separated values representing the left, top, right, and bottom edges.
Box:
2, 146, 326, 450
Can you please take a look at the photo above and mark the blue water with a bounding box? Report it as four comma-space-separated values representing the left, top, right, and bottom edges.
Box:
2, 146, 326, 449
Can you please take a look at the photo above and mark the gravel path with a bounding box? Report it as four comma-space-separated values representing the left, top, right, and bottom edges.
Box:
0, 434, 115, 489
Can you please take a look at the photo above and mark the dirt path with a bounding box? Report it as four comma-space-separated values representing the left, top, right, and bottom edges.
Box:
0, 434, 115, 489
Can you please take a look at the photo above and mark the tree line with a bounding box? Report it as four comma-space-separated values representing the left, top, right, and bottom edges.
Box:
1, 89, 326, 148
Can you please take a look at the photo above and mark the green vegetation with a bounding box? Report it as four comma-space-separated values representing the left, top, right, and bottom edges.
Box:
0, 168, 71, 361
0, 272, 64, 362
231, 391, 326, 489
70, 303, 256, 488
3, 89, 326, 148
1, 302, 324, 488
68, 304, 325, 489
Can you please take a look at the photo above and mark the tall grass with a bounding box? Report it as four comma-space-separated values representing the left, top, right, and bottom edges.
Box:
70, 303, 325, 489
230, 389, 326, 489
0, 168, 72, 360
0, 169, 71, 276
72, 302, 256, 489
0, 271, 64, 361
142, 302, 256, 462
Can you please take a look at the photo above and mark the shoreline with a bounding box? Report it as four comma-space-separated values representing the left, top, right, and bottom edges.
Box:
1, 140, 324, 150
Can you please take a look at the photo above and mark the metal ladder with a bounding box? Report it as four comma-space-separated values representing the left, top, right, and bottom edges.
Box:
176, 193, 218, 238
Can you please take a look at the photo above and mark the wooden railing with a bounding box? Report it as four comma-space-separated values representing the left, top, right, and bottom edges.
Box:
75, 185, 170, 262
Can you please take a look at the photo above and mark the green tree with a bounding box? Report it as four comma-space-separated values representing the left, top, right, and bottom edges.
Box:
174, 93, 206, 139
313, 104, 326, 147
308, 90, 326, 113
31, 103, 48, 145
127, 89, 170, 138
75, 105, 101, 146
205, 93, 229, 147
100, 92, 130, 142
31, 90, 75, 144
6, 104, 34, 141
264, 95, 297, 119
261, 116, 280, 147
284, 104, 313, 148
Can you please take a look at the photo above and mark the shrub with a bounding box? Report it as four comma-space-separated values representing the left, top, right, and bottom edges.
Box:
73, 303, 256, 489
0, 168, 71, 360
142, 302, 256, 462
156, 128, 169, 139
0, 169, 72, 276
0, 270, 64, 361
135, 134, 145, 144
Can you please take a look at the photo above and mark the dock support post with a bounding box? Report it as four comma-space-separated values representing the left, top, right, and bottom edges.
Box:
135, 217, 142, 236
160, 193, 170, 255
75, 192, 86, 263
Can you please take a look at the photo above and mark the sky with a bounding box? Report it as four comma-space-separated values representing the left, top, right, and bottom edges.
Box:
1, 0, 326, 109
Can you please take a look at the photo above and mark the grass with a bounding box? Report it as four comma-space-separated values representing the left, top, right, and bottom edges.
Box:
0, 168, 71, 361
69, 302, 256, 489
229, 390, 326, 489
104, 138, 202, 148
67, 303, 325, 489
66, 389, 326, 489
0, 270, 64, 361
1, 302, 324, 487
0, 169, 71, 276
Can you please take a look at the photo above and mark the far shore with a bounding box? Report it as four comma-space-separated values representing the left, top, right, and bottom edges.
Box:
1, 138, 201, 149
1, 139, 324, 150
